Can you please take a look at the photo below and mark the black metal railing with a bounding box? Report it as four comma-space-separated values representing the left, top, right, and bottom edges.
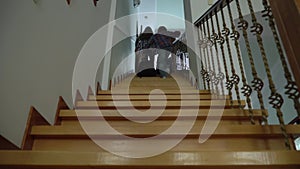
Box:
194, 0, 300, 150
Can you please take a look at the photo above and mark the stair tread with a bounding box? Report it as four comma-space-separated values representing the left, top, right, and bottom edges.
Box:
32, 137, 289, 152
1, 150, 300, 168
76, 100, 245, 109
98, 89, 211, 95
59, 109, 265, 120
88, 95, 230, 101
30, 124, 300, 137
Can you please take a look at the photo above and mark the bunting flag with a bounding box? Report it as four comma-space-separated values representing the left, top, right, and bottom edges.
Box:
66, 0, 71, 5
93, 0, 99, 7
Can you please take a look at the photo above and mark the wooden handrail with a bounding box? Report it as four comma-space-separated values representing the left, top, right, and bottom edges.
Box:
194, 0, 233, 26
269, 0, 300, 89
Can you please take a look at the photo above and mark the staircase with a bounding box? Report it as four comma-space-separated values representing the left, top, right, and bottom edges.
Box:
1, 74, 300, 168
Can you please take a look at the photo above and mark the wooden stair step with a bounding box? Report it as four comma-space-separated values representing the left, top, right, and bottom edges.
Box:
112, 86, 196, 91
88, 95, 230, 101
98, 90, 211, 95
32, 137, 289, 152
124, 77, 188, 81
59, 109, 264, 122
118, 79, 191, 82
116, 83, 193, 87
30, 124, 300, 138
75, 100, 245, 109
61, 120, 256, 126
1, 150, 300, 168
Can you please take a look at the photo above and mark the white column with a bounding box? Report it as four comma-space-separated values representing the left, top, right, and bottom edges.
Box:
101, 0, 117, 90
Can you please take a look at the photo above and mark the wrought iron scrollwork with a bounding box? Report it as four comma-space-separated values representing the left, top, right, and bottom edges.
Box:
222, 27, 230, 36
234, 0, 268, 124
200, 69, 207, 77
251, 77, 264, 91
285, 81, 300, 100
261, 2, 273, 19
250, 23, 264, 35
242, 85, 253, 97
217, 72, 225, 81
269, 93, 284, 109
261, 0, 300, 119
217, 36, 225, 45
211, 33, 219, 42
238, 19, 249, 30
230, 30, 240, 40
230, 74, 240, 85
226, 80, 234, 90
245, 0, 291, 149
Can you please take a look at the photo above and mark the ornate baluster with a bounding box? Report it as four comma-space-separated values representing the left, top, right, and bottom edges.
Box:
200, 22, 211, 91
204, 17, 218, 93
233, 0, 268, 124
220, 2, 242, 108
218, 5, 254, 124
244, 0, 291, 150
197, 26, 208, 90
206, 17, 219, 94
202, 21, 214, 92
211, 13, 225, 95
262, 0, 300, 119
214, 5, 233, 104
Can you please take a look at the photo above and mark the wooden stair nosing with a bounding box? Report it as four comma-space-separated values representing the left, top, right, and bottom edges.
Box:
0, 150, 300, 168
112, 86, 196, 90
30, 124, 300, 139
115, 84, 195, 87
58, 109, 264, 121
32, 137, 291, 152
75, 100, 246, 109
88, 95, 230, 101
97, 90, 212, 95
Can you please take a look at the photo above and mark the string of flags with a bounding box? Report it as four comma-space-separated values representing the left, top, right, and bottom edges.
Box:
33, 0, 100, 7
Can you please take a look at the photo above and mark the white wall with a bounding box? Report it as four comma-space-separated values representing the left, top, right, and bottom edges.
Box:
156, 0, 185, 30
0, 0, 111, 146
183, 0, 201, 84
137, 0, 158, 32
108, 0, 137, 84
137, 0, 185, 33
190, 0, 218, 22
